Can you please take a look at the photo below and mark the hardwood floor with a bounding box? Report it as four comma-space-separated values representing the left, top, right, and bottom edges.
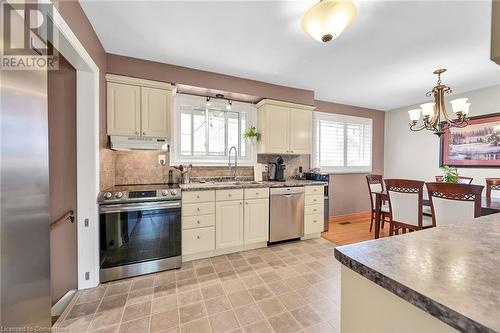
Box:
322, 212, 391, 246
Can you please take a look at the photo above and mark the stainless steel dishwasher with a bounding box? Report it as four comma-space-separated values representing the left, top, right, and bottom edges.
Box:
269, 187, 305, 242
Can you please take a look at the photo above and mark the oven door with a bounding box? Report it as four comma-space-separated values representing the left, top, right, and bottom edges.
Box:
99, 201, 181, 272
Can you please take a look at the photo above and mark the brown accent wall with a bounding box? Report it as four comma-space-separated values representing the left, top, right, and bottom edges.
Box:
50, 0, 115, 189
314, 100, 385, 216
48, 54, 77, 305
106, 54, 315, 106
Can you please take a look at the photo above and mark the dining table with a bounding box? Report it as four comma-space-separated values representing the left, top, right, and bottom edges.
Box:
372, 190, 500, 239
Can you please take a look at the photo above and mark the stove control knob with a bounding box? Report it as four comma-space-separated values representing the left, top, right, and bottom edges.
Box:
115, 192, 123, 199
170, 190, 177, 196
162, 190, 169, 196
103, 192, 112, 200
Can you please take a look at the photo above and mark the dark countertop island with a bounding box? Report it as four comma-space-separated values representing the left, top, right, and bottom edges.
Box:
335, 213, 500, 333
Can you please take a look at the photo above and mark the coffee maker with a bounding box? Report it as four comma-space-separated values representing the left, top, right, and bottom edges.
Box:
267, 163, 277, 181
275, 156, 286, 181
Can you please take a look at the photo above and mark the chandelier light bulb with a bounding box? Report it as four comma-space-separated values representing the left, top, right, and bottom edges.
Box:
450, 98, 469, 114
420, 103, 435, 118
463, 103, 471, 115
408, 109, 421, 122
302, 0, 357, 43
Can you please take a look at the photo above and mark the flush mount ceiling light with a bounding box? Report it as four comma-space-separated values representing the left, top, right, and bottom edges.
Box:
301, 0, 357, 43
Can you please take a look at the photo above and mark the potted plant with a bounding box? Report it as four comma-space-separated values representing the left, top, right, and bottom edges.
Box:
440, 165, 459, 183
242, 126, 260, 143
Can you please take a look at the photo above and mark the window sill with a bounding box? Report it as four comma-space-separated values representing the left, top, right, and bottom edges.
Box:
320, 169, 373, 174
169, 160, 257, 167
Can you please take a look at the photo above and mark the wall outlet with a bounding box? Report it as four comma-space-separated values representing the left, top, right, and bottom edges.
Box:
158, 155, 166, 165
263, 164, 268, 172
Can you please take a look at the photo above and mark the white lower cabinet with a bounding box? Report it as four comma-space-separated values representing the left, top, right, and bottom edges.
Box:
182, 227, 215, 255
304, 213, 324, 234
244, 199, 269, 244
216, 200, 244, 249
182, 188, 270, 261
303, 185, 325, 239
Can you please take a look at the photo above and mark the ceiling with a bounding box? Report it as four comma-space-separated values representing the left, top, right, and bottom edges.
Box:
80, 0, 499, 111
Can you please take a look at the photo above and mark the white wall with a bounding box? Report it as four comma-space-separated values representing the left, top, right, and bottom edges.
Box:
384, 85, 500, 194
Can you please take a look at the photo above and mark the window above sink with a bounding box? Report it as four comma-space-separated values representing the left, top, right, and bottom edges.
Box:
171, 94, 257, 166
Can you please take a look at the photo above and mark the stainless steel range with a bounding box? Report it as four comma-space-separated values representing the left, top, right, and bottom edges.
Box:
98, 184, 182, 282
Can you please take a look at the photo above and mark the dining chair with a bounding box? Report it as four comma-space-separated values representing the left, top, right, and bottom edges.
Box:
366, 175, 390, 233
384, 179, 432, 235
426, 182, 483, 226
486, 178, 500, 198
435, 175, 473, 184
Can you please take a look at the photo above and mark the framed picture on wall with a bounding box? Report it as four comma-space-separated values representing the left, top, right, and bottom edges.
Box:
440, 113, 500, 167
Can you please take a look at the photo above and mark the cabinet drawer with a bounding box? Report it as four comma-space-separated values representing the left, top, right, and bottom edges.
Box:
244, 187, 269, 200
305, 194, 323, 205
305, 203, 324, 215
216, 189, 243, 202
182, 214, 215, 230
182, 202, 215, 217
182, 190, 215, 204
304, 213, 324, 234
182, 227, 215, 255
305, 185, 324, 196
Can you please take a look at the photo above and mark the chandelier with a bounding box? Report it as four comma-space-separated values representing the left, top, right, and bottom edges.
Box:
301, 0, 357, 43
408, 69, 470, 136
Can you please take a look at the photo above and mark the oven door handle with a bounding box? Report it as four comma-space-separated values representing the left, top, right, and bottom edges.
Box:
100, 201, 181, 213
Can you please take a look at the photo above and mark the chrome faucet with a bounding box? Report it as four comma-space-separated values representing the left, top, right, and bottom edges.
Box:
228, 146, 238, 179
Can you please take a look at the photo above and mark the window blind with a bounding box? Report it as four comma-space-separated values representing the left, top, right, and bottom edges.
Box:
313, 112, 372, 172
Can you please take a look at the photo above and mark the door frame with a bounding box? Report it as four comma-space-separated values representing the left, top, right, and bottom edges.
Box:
39, 0, 100, 289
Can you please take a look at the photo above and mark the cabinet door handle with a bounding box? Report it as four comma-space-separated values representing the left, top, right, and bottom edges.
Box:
313, 220, 317, 223
228, 194, 232, 197
197, 195, 200, 199
197, 220, 201, 224
143, 131, 147, 135
240, 202, 242, 205
197, 208, 200, 211
197, 235, 201, 239
245, 202, 248, 205
135, 131, 139, 135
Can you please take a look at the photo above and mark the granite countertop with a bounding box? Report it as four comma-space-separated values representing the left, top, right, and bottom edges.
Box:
334, 213, 500, 333
180, 179, 327, 191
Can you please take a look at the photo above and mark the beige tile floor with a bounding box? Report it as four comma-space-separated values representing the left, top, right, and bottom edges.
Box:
55, 238, 340, 333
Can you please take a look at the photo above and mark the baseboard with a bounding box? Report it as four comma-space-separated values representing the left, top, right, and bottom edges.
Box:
182, 242, 268, 262
51, 289, 77, 316
301, 233, 321, 240
330, 211, 371, 223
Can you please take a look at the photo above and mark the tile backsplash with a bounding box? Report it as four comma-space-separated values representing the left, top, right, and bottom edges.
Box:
257, 154, 310, 179
99, 148, 311, 190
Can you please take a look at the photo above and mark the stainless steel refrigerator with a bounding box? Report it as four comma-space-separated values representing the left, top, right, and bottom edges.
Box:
1, 47, 51, 330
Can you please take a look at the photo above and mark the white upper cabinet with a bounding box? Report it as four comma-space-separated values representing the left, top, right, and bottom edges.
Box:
257, 99, 314, 154
107, 82, 141, 136
262, 104, 290, 153
290, 108, 312, 154
106, 74, 176, 138
141, 87, 171, 138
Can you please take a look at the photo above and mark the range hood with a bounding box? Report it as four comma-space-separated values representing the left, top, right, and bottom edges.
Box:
110, 136, 169, 151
